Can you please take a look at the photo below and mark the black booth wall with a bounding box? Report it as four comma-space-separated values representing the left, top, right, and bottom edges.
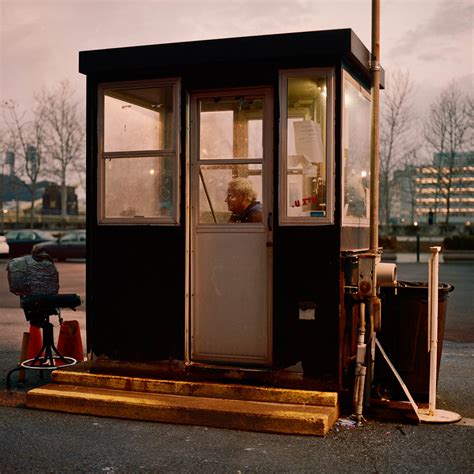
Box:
83, 32, 372, 384
86, 73, 343, 377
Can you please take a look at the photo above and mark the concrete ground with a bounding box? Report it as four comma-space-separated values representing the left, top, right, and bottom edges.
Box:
0, 260, 472, 472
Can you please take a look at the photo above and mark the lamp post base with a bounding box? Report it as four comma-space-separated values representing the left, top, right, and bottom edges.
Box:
418, 408, 462, 423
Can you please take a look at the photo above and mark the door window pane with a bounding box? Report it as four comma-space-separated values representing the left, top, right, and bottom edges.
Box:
104, 86, 174, 152
199, 98, 263, 160
342, 75, 371, 222
104, 156, 174, 218
198, 164, 263, 224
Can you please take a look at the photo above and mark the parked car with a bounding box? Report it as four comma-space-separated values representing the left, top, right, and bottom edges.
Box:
5, 229, 56, 258
32, 230, 86, 261
0, 235, 9, 258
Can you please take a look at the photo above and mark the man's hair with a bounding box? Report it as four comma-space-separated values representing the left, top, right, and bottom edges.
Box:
228, 177, 257, 202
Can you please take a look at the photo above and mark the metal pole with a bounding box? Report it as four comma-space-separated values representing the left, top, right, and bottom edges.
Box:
369, 0, 381, 254
418, 246, 461, 422
416, 233, 420, 262
353, 302, 367, 423
428, 247, 440, 415
199, 169, 217, 224
0, 198, 4, 234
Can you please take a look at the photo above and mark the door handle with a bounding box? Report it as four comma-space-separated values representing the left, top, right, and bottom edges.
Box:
267, 212, 273, 231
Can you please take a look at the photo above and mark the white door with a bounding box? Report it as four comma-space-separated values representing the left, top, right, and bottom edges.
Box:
190, 88, 273, 366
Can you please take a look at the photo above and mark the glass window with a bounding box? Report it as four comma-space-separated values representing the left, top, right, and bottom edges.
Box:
199, 97, 264, 160
198, 164, 263, 224
5, 231, 18, 240
104, 87, 174, 152
60, 234, 77, 243
19, 232, 35, 240
99, 79, 180, 225
280, 69, 334, 224
342, 72, 371, 224
104, 156, 174, 219
196, 91, 267, 226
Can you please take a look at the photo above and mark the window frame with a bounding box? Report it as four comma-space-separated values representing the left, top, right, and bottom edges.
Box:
279, 67, 335, 226
341, 70, 371, 227
97, 78, 181, 225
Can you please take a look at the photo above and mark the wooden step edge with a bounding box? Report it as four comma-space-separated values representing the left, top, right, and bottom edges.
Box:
52, 370, 337, 407
27, 384, 338, 436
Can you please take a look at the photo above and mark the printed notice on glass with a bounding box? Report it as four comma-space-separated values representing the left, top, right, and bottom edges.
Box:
293, 120, 324, 163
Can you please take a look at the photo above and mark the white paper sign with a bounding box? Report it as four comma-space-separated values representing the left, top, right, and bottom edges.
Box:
293, 120, 324, 163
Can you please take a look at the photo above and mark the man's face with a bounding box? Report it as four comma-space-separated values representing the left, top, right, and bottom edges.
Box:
225, 189, 247, 214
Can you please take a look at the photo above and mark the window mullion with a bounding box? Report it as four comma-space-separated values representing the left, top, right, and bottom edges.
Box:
103, 150, 176, 160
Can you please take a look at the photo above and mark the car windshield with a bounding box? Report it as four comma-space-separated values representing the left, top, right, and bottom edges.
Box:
36, 230, 55, 240
60, 232, 85, 241
6, 230, 55, 240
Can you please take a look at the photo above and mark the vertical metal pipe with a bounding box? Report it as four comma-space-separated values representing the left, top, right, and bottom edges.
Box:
369, 0, 381, 253
416, 233, 421, 262
199, 168, 217, 223
353, 302, 367, 418
356, 365, 367, 422
428, 247, 441, 415
365, 303, 376, 404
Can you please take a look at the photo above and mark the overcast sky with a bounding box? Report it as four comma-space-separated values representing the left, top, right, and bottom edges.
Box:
0, 0, 472, 116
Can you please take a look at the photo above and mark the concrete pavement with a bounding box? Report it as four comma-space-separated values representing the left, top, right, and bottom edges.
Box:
0, 261, 473, 471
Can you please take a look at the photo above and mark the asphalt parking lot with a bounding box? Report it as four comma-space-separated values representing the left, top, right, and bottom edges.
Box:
0, 258, 472, 472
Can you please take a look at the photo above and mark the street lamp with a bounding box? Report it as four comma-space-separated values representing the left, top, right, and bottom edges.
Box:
414, 221, 421, 262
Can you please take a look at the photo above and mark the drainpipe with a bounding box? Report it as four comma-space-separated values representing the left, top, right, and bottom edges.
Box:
356, 0, 381, 417
369, 0, 381, 254
353, 302, 367, 423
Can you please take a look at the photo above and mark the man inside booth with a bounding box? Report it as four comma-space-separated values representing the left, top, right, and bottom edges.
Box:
225, 177, 263, 223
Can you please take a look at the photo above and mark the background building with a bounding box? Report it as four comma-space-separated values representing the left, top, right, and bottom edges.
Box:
415, 152, 474, 225
41, 183, 78, 215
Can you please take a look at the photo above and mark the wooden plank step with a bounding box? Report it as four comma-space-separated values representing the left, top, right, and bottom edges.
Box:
52, 370, 337, 407
27, 384, 339, 436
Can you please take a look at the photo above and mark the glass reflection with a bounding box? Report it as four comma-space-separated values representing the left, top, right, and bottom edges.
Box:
286, 75, 327, 218
343, 77, 371, 220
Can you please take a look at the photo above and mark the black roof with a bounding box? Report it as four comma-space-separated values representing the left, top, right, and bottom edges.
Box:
79, 28, 373, 79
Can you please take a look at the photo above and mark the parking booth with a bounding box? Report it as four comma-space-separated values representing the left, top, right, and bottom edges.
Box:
83, 28, 378, 387
29, 30, 384, 435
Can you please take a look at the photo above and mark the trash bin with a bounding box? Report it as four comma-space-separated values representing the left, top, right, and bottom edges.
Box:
375, 281, 454, 403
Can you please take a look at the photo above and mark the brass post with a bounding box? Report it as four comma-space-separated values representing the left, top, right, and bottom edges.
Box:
370, 0, 381, 253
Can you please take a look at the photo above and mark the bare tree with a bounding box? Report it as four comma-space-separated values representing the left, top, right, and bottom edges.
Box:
425, 84, 473, 224
39, 81, 85, 218
2, 99, 48, 228
379, 70, 415, 224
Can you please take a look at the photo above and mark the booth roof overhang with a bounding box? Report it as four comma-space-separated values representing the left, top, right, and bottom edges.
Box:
79, 28, 384, 87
